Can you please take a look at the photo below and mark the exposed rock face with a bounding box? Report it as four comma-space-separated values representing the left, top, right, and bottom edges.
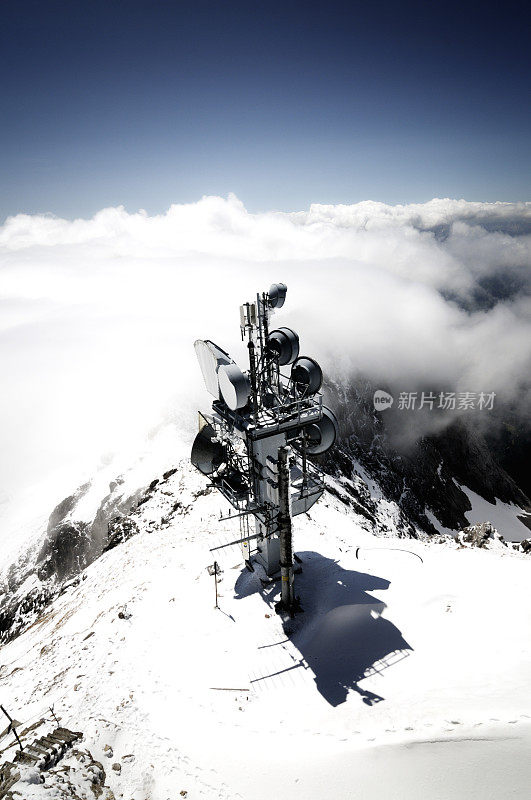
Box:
103, 516, 140, 553
88, 481, 141, 554
45, 483, 91, 533
36, 482, 97, 583
0, 476, 144, 645
436, 421, 529, 508
0, 582, 55, 643
65, 748, 113, 798
0, 463, 191, 645
483, 405, 531, 500
322, 377, 530, 537
456, 521, 506, 549
520, 538, 531, 554
37, 522, 93, 582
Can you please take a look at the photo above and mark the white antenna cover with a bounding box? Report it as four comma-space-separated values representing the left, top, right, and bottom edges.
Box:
218, 363, 251, 410
194, 339, 231, 398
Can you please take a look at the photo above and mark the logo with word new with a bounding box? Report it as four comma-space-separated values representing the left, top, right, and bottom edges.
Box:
373, 390, 394, 411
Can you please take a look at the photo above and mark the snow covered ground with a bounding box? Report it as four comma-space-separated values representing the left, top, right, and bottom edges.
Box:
1, 458, 530, 799
460, 485, 531, 543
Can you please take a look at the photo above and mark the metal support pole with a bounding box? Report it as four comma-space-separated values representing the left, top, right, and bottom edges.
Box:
247, 338, 259, 422
261, 292, 273, 389
278, 445, 294, 611
214, 561, 219, 608
301, 434, 308, 490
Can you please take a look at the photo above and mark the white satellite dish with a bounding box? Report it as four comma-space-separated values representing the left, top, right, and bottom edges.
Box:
194, 339, 231, 398
218, 363, 251, 411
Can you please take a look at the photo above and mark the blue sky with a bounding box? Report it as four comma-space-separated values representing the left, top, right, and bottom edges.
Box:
1, 0, 529, 220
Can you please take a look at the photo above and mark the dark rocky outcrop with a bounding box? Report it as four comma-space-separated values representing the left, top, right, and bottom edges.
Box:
45, 483, 91, 533
456, 521, 506, 549
36, 522, 93, 582
103, 516, 140, 553
321, 377, 530, 537
0, 582, 55, 643
0, 472, 161, 645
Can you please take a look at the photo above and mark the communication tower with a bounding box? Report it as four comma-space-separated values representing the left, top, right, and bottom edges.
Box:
191, 283, 338, 613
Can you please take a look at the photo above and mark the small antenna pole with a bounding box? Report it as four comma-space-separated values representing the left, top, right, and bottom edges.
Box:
247, 337, 259, 422
214, 560, 219, 609
261, 291, 272, 388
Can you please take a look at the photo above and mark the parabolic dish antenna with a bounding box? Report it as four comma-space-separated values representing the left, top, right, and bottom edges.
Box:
291, 356, 323, 395
191, 423, 226, 475
267, 327, 300, 365
268, 282, 287, 308
304, 406, 339, 455
194, 339, 231, 398
218, 363, 251, 410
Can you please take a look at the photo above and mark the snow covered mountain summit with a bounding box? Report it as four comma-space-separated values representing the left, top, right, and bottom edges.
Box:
0, 412, 530, 798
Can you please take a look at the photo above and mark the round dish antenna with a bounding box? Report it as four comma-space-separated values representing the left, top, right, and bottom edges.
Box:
191, 424, 226, 475
267, 327, 300, 365
304, 406, 339, 455
218, 363, 251, 410
194, 339, 231, 398
268, 282, 287, 309
291, 356, 323, 396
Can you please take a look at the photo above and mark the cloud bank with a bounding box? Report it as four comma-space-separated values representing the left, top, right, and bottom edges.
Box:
1, 195, 530, 544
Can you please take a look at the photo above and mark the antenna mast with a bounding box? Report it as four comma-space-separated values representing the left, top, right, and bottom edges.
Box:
191, 283, 338, 615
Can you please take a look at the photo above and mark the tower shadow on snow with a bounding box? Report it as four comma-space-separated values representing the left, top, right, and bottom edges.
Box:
234, 551, 413, 706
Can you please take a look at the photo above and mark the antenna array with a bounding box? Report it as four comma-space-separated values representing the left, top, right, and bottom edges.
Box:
191, 283, 338, 613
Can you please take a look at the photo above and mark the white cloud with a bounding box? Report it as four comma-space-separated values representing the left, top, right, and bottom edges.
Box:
1, 195, 530, 544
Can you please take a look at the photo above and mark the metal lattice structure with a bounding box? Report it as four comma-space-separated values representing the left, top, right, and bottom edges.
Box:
191, 283, 338, 613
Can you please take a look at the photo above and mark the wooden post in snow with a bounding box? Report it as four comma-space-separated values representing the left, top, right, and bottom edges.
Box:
0, 705, 23, 751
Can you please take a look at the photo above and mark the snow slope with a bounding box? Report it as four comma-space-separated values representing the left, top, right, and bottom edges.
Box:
460, 485, 531, 543
1, 458, 530, 799
427, 483, 531, 542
